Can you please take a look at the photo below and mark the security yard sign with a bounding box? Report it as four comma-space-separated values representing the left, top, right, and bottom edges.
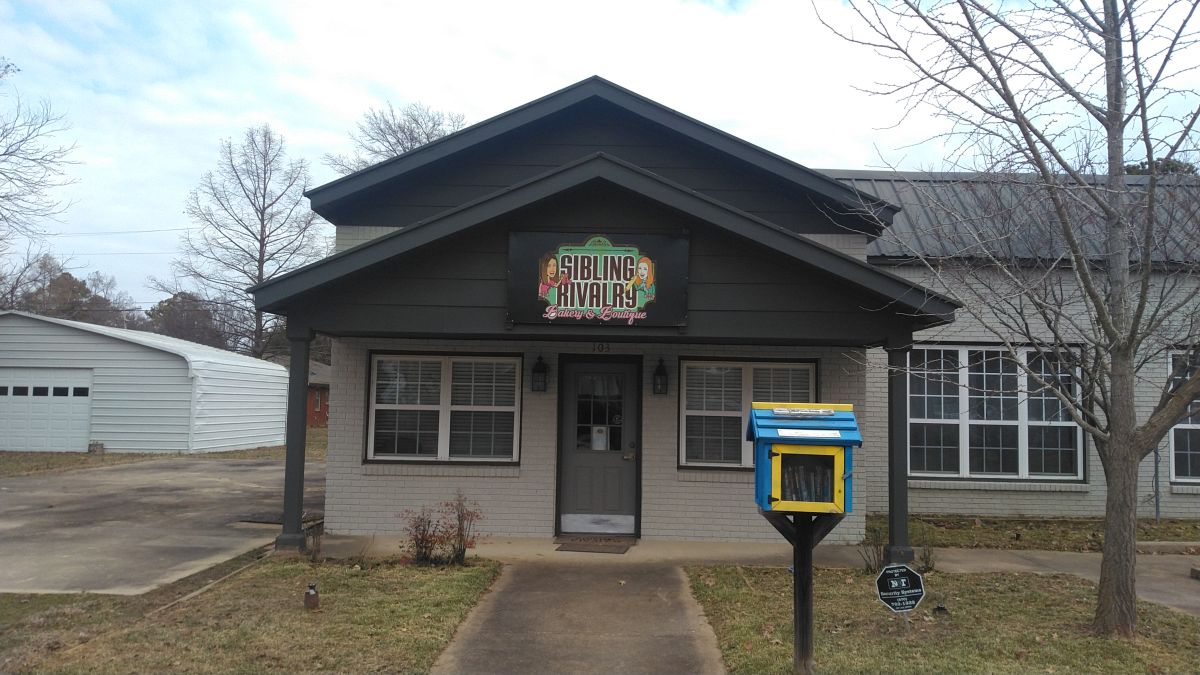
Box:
876, 564, 925, 613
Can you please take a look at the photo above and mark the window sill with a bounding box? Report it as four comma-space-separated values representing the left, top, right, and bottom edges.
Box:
362, 463, 520, 478
1170, 483, 1200, 495
678, 469, 754, 483
909, 479, 1088, 493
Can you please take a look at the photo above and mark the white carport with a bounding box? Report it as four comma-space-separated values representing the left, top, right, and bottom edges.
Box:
0, 311, 286, 453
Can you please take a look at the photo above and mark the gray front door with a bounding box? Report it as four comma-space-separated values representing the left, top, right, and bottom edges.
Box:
559, 361, 639, 535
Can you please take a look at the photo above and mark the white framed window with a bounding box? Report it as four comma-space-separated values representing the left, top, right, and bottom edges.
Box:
908, 346, 1083, 480
1168, 353, 1200, 482
367, 355, 521, 462
679, 360, 816, 467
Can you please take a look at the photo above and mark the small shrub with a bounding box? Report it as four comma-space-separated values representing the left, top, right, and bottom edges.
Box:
859, 521, 886, 574
403, 507, 446, 564
400, 492, 484, 565
916, 540, 937, 573
441, 491, 483, 565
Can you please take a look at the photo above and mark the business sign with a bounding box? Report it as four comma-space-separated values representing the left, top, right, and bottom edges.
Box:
507, 232, 688, 326
875, 564, 925, 612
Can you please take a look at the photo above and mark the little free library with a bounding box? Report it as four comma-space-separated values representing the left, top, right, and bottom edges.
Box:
253, 78, 1200, 551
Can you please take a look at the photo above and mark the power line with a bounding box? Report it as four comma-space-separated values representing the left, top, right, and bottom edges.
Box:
42, 227, 194, 237
56, 251, 176, 255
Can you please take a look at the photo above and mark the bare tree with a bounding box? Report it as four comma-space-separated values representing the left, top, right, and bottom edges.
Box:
0, 246, 62, 309
159, 124, 320, 357
823, 1, 1200, 636
324, 101, 465, 174
0, 57, 74, 244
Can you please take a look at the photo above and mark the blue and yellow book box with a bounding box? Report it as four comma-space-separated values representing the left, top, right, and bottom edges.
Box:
748, 402, 861, 514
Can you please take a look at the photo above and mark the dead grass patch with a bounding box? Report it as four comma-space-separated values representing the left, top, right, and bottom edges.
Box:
0, 427, 328, 477
2, 553, 498, 674
0, 451, 157, 477
867, 514, 1200, 552
688, 565, 1200, 675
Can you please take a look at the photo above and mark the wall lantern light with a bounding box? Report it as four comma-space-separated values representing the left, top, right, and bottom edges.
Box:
653, 358, 669, 395
531, 356, 548, 392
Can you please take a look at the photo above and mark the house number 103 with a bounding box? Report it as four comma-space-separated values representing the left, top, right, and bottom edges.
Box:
592, 343, 610, 353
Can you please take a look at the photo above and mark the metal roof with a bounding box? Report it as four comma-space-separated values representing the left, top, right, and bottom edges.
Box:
0, 311, 284, 376
822, 170, 1200, 262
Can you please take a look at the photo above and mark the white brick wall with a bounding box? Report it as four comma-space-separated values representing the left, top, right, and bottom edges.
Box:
857, 264, 1200, 519
326, 338, 870, 544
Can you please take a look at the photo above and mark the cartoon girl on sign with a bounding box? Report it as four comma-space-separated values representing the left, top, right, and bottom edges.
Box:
538, 254, 569, 304
626, 255, 656, 306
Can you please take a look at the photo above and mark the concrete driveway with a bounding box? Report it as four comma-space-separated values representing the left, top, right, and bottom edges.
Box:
0, 458, 324, 594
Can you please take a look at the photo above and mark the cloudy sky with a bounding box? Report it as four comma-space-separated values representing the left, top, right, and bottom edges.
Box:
1, 0, 948, 306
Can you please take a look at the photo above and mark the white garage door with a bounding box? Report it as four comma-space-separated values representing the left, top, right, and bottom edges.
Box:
0, 368, 93, 452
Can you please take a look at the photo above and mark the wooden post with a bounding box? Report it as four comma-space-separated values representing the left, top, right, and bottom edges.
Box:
276, 327, 312, 551
885, 340, 914, 564
793, 514, 815, 675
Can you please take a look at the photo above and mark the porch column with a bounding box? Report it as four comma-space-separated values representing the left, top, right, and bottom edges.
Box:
275, 326, 313, 551
884, 338, 914, 564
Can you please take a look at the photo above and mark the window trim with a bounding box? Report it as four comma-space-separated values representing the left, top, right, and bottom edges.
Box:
366, 353, 522, 463
1168, 352, 1200, 483
678, 358, 818, 469
908, 345, 1085, 481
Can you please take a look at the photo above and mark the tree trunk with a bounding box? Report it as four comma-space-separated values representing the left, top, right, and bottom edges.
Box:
1094, 441, 1140, 636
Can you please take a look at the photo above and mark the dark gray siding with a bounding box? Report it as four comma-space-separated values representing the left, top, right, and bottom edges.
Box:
292, 185, 912, 346
329, 99, 867, 236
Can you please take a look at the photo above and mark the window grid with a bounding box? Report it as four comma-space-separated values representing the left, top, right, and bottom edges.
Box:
368, 355, 521, 462
1169, 353, 1200, 481
680, 361, 815, 467
908, 346, 1083, 480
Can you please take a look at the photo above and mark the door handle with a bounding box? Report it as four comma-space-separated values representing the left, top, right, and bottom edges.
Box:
622, 452, 636, 461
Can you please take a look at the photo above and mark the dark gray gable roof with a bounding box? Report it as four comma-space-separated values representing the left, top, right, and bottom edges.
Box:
253, 153, 957, 325
307, 76, 898, 225
824, 169, 1200, 262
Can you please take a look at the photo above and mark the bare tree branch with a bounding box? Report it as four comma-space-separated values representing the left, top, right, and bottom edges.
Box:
823, 0, 1200, 636
164, 124, 321, 357
0, 57, 75, 244
324, 101, 465, 175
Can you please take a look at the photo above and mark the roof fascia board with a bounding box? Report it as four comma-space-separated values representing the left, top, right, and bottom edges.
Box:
256, 154, 955, 321
306, 77, 897, 222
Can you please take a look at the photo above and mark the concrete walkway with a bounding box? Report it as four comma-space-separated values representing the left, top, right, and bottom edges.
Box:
430, 562, 725, 675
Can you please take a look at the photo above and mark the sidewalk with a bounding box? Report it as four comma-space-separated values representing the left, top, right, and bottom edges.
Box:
430, 562, 726, 675
322, 535, 1200, 617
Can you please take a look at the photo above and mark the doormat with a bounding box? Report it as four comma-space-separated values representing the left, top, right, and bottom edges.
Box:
555, 541, 631, 554
554, 536, 636, 554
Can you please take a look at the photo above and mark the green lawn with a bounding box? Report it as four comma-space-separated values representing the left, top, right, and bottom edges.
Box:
867, 514, 1200, 552
2, 553, 498, 674
688, 565, 1200, 675
0, 427, 328, 478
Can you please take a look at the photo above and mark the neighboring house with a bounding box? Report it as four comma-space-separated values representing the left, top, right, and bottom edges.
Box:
308, 362, 330, 428
0, 311, 287, 453
823, 171, 1200, 520
268, 357, 331, 428
252, 77, 958, 547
